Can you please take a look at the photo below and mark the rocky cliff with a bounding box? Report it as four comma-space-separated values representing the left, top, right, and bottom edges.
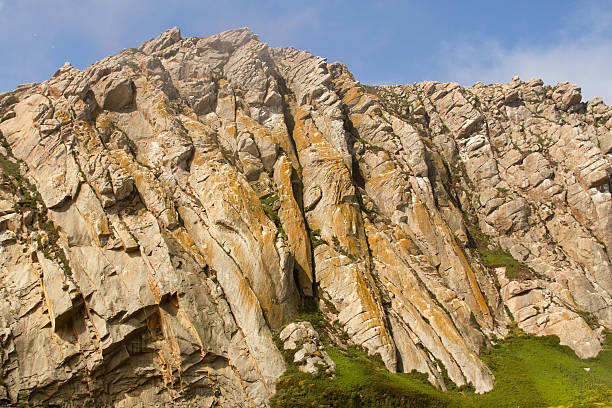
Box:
0, 27, 610, 407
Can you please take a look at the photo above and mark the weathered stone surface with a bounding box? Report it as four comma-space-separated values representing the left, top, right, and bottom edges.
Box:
280, 321, 335, 376
274, 155, 313, 296
0, 27, 610, 407
93, 73, 135, 111
552, 82, 583, 111
140, 27, 182, 55
497, 269, 604, 359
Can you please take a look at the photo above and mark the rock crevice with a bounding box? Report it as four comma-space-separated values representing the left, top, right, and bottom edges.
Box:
0, 28, 610, 407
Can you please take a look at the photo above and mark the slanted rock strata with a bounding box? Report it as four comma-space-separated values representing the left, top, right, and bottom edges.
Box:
0, 27, 610, 407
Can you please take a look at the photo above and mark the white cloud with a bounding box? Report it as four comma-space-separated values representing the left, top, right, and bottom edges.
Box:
438, 6, 612, 104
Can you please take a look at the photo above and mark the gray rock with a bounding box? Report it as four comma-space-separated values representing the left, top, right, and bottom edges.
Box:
96, 74, 135, 111
282, 321, 335, 376
0, 27, 610, 407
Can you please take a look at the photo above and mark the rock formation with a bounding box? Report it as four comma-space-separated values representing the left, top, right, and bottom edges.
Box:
279, 321, 335, 376
0, 27, 610, 407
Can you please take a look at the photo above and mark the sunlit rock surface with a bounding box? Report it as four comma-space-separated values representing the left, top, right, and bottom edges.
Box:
0, 28, 610, 406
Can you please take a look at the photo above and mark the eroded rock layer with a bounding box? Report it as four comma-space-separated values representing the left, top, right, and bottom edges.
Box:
0, 28, 610, 407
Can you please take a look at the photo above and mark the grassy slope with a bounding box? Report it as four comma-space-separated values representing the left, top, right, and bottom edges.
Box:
271, 324, 612, 408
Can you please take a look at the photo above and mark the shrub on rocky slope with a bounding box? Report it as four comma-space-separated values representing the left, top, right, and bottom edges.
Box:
0, 27, 610, 407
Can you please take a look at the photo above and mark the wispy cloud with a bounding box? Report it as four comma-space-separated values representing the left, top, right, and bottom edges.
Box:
0, 0, 177, 90
255, 3, 323, 47
0, 0, 328, 91
438, 5, 612, 103
40, 0, 155, 52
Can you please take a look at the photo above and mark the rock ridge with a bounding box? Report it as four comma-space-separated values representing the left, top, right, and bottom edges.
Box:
0, 27, 609, 406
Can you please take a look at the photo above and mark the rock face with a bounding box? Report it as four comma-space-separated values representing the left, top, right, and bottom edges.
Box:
0, 27, 610, 406
279, 321, 335, 376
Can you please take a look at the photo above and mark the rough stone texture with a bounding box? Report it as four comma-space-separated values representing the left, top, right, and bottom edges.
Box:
279, 321, 335, 376
0, 28, 610, 406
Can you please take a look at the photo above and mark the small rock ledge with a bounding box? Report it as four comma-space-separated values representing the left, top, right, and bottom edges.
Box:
279, 322, 336, 376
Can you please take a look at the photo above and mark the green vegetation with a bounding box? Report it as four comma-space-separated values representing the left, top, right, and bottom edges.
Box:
260, 193, 286, 237
577, 310, 600, 329
274, 298, 329, 366
0, 134, 21, 182
272, 318, 612, 407
332, 235, 341, 248
465, 220, 532, 280
261, 193, 279, 208
272, 345, 452, 408
478, 248, 526, 279
468, 327, 612, 408
125, 61, 140, 71
297, 297, 328, 335
362, 85, 414, 123
0, 153, 21, 181
0, 131, 73, 277
356, 137, 385, 153
478, 245, 532, 280
331, 235, 357, 261
595, 116, 609, 128
38, 211, 73, 277
309, 228, 328, 249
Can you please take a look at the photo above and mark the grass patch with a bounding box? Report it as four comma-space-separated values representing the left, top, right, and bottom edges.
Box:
464, 219, 532, 280
272, 345, 453, 408
272, 328, 612, 407
478, 248, 528, 279
469, 329, 612, 408
0, 156, 21, 191
260, 193, 286, 237
297, 297, 327, 335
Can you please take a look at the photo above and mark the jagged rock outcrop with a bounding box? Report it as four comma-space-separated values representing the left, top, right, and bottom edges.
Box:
0, 27, 610, 406
279, 321, 335, 376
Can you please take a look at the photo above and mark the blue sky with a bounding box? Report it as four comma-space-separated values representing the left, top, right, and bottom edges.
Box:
1, 1, 611, 103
